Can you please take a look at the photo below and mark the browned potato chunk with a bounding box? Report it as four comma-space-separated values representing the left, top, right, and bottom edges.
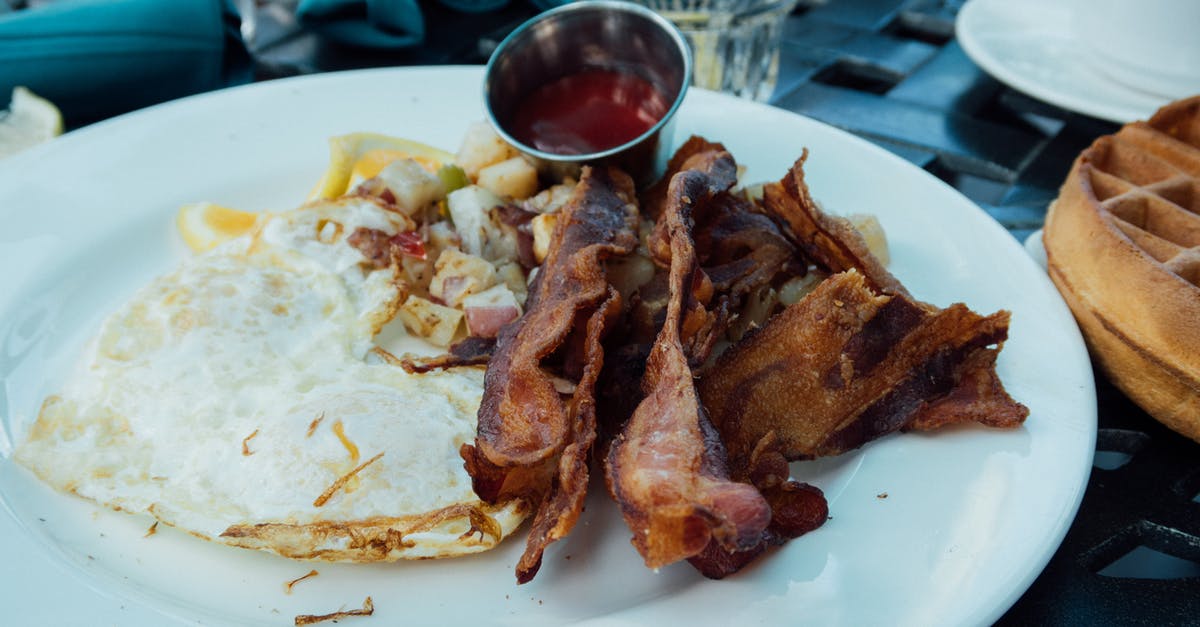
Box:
477, 156, 539, 200
397, 295, 463, 346
456, 121, 518, 180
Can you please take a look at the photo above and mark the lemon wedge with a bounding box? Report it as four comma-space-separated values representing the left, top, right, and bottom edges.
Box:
0, 87, 64, 160
309, 133, 455, 201
177, 202, 261, 252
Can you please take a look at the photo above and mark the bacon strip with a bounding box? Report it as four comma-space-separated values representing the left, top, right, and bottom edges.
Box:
687, 432, 828, 578
625, 139, 802, 356
689, 150, 1028, 577
605, 155, 773, 569
640, 136, 734, 222
461, 166, 639, 582
514, 289, 620, 582
694, 193, 802, 306
699, 270, 1024, 463
762, 150, 907, 297
701, 156, 1029, 465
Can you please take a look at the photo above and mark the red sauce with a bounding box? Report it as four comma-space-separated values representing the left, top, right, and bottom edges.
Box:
510, 69, 669, 155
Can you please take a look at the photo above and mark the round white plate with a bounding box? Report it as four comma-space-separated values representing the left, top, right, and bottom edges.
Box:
1024, 229, 1048, 270
0, 66, 1094, 626
956, 0, 1167, 123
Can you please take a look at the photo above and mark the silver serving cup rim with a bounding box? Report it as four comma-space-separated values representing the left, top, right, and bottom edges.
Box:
482, 0, 692, 167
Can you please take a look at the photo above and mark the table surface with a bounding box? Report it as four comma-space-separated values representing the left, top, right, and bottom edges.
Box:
52, 0, 1200, 623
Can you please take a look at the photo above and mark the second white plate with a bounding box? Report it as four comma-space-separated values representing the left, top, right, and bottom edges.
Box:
957, 0, 1167, 123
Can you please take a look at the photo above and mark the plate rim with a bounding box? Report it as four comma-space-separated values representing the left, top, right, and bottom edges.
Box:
956, 0, 1165, 124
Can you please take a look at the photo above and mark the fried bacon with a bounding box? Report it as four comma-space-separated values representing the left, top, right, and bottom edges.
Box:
462, 140, 1027, 582
514, 289, 620, 581
687, 432, 828, 578
700, 157, 1028, 465
347, 226, 426, 266
694, 193, 802, 308
699, 270, 1024, 463
640, 136, 733, 222
762, 150, 907, 297
460, 166, 639, 583
605, 150, 774, 569
629, 137, 803, 352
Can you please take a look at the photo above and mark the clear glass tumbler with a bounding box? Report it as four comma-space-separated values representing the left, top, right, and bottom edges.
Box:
627, 0, 797, 101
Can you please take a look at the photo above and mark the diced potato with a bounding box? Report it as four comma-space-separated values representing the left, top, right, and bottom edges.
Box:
727, 286, 778, 342
525, 179, 576, 214
360, 158, 445, 215
462, 285, 523, 338
636, 217, 655, 257
846, 213, 889, 266
607, 254, 656, 302
477, 156, 539, 200
531, 213, 558, 263
447, 185, 503, 257
494, 262, 528, 306
778, 270, 828, 306
398, 255, 432, 300
446, 185, 520, 263
456, 121, 518, 180
397, 295, 463, 347
739, 183, 765, 203
399, 256, 432, 298
429, 249, 496, 308
462, 284, 521, 311
483, 206, 520, 264
426, 220, 461, 262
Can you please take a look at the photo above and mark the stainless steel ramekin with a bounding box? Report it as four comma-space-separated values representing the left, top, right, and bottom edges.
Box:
483, 0, 692, 184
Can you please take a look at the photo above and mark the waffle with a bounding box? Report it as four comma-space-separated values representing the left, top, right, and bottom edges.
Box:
1044, 96, 1200, 442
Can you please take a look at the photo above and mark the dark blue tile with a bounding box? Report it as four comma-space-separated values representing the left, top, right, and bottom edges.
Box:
773, 45, 840, 100
894, 0, 966, 40
887, 41, 1001, 114
997, 89, 1077, 121
1006, 226, 1038, 243
782, 15, 860, 49
835, 30, 938, 83
978, 202, 1048, 230
950, 172, 1010, 205
773, 82, 1044, 181
1008, 114, 1119, 193
800, 0, 911, 31
1000, 184, 1059, 208
784, 16, 937, 85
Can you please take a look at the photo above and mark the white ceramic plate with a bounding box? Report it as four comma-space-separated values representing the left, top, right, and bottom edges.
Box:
1024, 229, 1049, 270
956, 0, 1167, 123
0, 67, 1094, 626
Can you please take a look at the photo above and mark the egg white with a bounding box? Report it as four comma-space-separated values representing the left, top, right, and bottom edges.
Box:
15, 197, 525, 560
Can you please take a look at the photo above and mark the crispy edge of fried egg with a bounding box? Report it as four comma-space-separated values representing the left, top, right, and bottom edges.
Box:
15, 198, 528, 562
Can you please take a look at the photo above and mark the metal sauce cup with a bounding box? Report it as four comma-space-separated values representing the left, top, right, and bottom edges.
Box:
483, 0, 692, 185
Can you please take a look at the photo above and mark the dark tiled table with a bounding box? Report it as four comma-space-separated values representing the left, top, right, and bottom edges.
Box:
242, 0, 1200, 623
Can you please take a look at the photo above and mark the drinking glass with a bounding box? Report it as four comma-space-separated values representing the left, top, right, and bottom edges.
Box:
627, 0, 797, 101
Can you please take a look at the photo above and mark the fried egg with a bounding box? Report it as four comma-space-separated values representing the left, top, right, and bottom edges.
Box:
15, 196, 526, 561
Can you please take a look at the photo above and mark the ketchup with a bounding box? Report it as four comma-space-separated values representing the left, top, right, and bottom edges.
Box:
510, 69, 669, 155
